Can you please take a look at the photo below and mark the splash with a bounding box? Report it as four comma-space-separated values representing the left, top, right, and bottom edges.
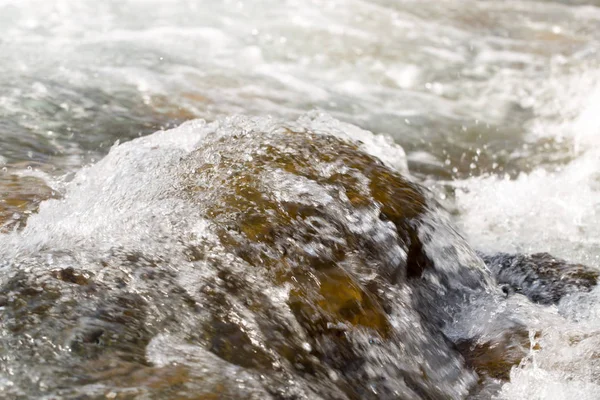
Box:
0, 113, 498, 399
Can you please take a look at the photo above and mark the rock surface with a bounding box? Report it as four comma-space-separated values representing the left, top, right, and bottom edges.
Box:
0, 115, 597, 399
482, 252, 599, 305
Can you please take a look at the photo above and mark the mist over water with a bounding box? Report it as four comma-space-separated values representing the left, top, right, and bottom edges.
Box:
1, 0, 600, 399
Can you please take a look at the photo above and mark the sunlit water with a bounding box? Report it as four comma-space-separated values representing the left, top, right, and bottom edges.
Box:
1, 0, 600, 399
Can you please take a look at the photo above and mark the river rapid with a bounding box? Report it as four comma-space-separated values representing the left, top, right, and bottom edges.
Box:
1, 0, 600, 399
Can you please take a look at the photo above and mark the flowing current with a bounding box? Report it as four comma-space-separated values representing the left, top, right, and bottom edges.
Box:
1, 0, 600, 399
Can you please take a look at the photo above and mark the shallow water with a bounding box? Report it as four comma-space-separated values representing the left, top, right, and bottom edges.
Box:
1, 0, 600, 399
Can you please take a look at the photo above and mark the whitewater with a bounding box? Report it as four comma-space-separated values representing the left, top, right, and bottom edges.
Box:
1, 0, 599, 399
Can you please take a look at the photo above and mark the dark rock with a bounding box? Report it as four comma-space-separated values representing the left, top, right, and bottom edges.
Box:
481, 252, 598, 304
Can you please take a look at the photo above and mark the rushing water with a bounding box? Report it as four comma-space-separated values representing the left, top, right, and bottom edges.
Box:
1, 0, 600, 399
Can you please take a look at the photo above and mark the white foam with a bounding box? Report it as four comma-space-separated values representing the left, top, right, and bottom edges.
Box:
455, 63, 600, 400
528, 68, 600, 152
455, 150, 600, 265
495, 288, 600, 400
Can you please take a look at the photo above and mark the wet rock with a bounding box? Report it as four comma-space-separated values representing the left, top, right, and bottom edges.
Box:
178, 129, 488, 398
456, 329, 540, 381
481, 252, 598, 305
0, 122, 492, 399
51, 267, 91, 286
0, 172, 56, 230
457, 251, 599, 386
454, 251, 599, 388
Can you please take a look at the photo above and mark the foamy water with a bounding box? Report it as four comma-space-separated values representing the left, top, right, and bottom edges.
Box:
454, 69, 600, 399
1, 0, 600, 398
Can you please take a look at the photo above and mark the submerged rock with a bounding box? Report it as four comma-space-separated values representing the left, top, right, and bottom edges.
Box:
178, 128, 491, 398
0, 172, 56, 231
0, 114, 595, 399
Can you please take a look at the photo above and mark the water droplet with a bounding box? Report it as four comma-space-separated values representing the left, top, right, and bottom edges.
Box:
328, 370, 339, 381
